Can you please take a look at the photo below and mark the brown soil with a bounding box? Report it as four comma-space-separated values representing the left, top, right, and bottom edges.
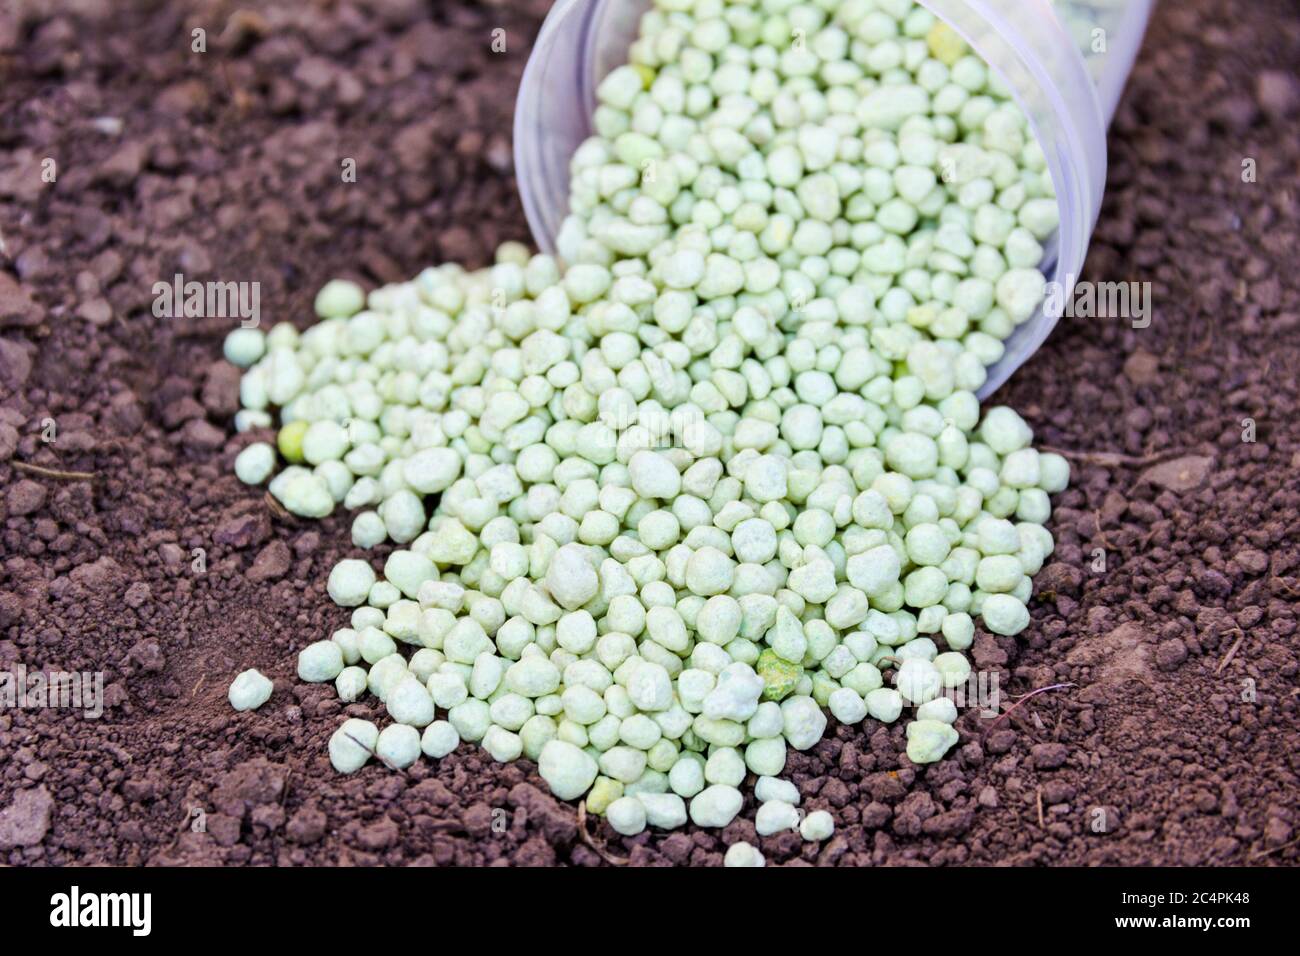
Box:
1, 0, 1297, 867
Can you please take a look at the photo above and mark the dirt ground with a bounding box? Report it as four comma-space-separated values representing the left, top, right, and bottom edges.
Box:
0, 0, 1297, 867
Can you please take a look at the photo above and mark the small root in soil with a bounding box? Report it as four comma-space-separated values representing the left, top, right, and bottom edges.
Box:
985, 682, 1076, 732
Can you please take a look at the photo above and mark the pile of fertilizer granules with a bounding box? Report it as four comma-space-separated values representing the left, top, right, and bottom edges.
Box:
223, 0, 1067, 862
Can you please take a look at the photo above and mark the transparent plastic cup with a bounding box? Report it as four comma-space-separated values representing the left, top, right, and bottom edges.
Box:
514, 0, 1154, 396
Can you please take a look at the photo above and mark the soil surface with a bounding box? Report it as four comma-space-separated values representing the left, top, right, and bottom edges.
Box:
1, 0, 1297, 867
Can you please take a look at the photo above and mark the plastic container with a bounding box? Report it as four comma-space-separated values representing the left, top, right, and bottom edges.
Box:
514, 0, 1154, 396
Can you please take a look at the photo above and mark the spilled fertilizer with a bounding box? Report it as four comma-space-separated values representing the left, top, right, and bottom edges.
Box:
224, 0, 1068, 859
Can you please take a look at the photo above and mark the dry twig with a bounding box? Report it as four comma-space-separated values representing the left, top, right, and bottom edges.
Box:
577, 801, 628, 866
264, 491, 293, 521
345, 731, 406, 775
11, 460, 97, 481
1041, 445, 1188, 469
1249, 835, 1300, 861
1216, 628, 1247, 675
